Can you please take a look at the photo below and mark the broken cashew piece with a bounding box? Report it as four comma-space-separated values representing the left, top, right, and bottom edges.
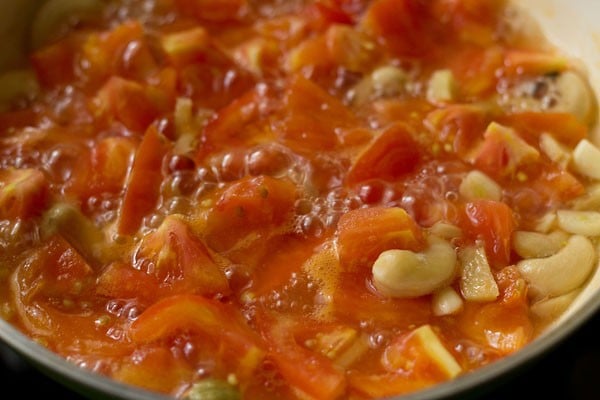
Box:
516, 235, 596, 300
372, 236, 457, 298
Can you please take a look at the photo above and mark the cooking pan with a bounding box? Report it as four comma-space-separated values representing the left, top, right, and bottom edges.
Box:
1, 0, 600, 399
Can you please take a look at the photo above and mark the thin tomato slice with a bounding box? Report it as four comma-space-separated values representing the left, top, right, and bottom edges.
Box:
117, 125, 172, 235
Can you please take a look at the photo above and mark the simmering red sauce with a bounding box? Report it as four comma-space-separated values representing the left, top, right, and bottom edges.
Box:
0, 1, 598, 399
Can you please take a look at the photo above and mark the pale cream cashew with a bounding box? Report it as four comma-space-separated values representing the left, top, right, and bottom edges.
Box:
553, 70, 595, 126
530, 289, 580, 332
512, 230, 569, 259
556, 209, 600, 236
572, 139, 600, 181
372, 236, 457, 298
516, 235, 596, 300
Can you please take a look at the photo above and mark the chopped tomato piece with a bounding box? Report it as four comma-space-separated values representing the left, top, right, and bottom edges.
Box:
0, 168, 49, 219
337, 206, 425, 271
458, 276, 534, 355
198, 87, 271, 160
114, 347, 193, 394
134, 215, 229, 295
461, 200, 517, 267
118, 125, 172, 235
499, 112, 588, 147
30, 39, 77, 87
346, 122, 421, 185
425, 104, 493, 157
129, 294, 265, 376
95, 76, 172, 132
90, 137, 136, 194
471, 122, 540, 178
204, 175, 297, 252
361, 0, 435, 57
256, 313, 347, 400
277, 74, 357, 151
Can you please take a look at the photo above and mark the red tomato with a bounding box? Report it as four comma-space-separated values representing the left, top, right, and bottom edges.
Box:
461, 200, 517, 267
129, 294, 265, 378
361, 0, 436, 57
277, 74, 358, 152
0, 168, 49, 219
95, 76, 173, 132
204, 175, 297, 251
346, 123, 421, 185
337, 206, 425, 271
256, 312, 347, 400
118, 125, 172, 235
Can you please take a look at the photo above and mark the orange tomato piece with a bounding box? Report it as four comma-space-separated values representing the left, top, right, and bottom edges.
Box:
461, 200, 517, 267
133, 215, 230, 295
346, 122, 421, 185
336, 206, 425, 271
499, 112, 588, 147
256, 313, 347, 400
90, 137, 136, 195
361, 0, 435, 57
129, 294, 265, 376
95, 76, 172, 132
0, 168, 49, 219
117, 125, 172, 235
277, 74, 358, 152
204, 175, 297, 251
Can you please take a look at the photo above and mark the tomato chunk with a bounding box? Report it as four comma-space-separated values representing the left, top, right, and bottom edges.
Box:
129, 294, 265, 377
257, 313, 347, 400
118, 125, 172, 235
346, 122, 421, 185
337, 206, 425, 271
461, 200, 517, 267
0, 168, 49, 219
204, 175, 297, 252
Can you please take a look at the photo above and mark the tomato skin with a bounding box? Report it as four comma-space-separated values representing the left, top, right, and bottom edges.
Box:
278, 74, 357, 152
30, 39, 78, 87
204, 175, 297, 252
256, 312, 347, 400
95, 76, 172, 133
0, 168, 49, 220
461, 200, 517, 267
129, 294, 265, 379
361, 0, 434, 57
346, 122, 421, 185
118, 125, 173, 235
337, 206, 425, 271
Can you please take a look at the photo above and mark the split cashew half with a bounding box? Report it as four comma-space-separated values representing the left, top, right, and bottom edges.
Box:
372, 236, 457, 298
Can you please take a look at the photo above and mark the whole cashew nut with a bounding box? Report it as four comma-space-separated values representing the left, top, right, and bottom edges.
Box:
516, 235, 596, 300
372, 236, 457, 298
